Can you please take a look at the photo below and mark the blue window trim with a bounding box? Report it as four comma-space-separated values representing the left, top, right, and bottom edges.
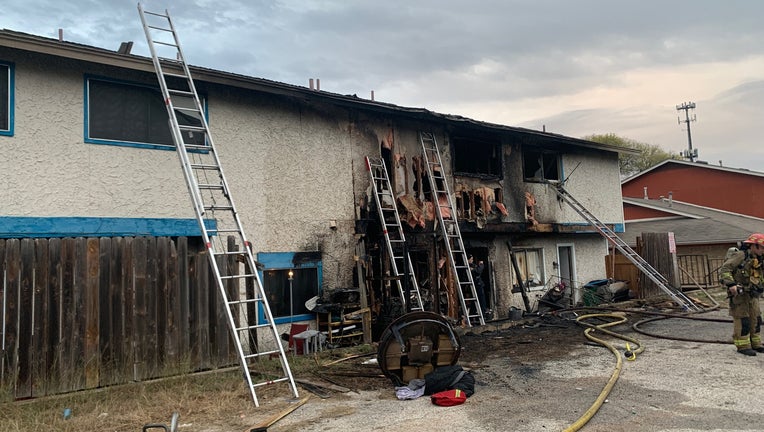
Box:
83, 74, 208, 151
256, 251, 323, 325
0, 61, 14, 137
0, 216, 216, 238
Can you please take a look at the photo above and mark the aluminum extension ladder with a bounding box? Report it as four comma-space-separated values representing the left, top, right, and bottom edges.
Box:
550, 182, 700, 312
365, 156, 424, 312
137, 4, 299, 407
419, 132, 485, 326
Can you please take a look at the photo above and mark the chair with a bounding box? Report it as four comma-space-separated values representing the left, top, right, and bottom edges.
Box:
286, 323, 310, 355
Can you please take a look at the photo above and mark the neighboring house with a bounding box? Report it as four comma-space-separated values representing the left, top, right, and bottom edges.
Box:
620, 160, 764, 290
0, 29, 632, 398
622, 159, 764, 219
621, 196, 763, 288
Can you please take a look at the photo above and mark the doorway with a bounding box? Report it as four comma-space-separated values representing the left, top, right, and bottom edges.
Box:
556, 244, 576, 304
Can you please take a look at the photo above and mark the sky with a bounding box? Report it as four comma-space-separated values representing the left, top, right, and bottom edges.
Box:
3, 1, 764, 172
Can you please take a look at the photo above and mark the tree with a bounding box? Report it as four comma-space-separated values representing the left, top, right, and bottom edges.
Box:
583, 133, 676, 177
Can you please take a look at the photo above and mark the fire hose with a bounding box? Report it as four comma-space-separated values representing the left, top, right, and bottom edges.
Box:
562, 313, 645, 432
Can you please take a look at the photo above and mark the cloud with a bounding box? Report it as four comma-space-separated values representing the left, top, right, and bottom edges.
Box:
2, 0, 764, 172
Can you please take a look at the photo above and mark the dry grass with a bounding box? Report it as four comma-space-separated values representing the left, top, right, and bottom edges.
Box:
0, 345, 376, 432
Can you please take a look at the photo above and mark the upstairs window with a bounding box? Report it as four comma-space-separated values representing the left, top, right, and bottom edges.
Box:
85, 76, 206, 150
452, 136, 502, 177
0, 62, 13, 136
523, 149, 560, 182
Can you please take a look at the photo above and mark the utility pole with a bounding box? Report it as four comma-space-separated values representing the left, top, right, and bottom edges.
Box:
676, 102, 697, 162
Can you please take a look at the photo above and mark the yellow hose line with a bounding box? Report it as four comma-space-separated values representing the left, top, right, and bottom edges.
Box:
563, 313, 644, 432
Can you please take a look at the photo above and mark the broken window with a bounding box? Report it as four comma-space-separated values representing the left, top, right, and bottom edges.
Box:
523, 149, 560, 182
0, 62, 11, 134
510, 248, 545, 290
86, 76, 206, 149
452, 136, 502, 177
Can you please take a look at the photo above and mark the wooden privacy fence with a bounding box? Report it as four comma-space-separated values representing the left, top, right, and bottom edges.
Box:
0, 236, 247, 401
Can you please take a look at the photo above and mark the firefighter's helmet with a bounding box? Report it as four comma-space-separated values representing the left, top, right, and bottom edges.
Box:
743, 233, 764, 246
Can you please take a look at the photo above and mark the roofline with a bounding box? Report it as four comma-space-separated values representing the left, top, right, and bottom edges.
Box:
622, 197, 703, 219
624, 196, 764, 222
0, 28, 634, 155
622, 158, 764, 184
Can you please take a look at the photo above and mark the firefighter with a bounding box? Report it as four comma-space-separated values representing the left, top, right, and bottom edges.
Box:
719, 233, 764, 356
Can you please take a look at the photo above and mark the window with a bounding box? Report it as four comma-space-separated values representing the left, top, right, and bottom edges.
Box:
262, 268, 319, 320
0, 62, 13, 136
452, 135, 502, 177
510, 248, 545, 290
523, 149, 560, 181
85, 76, 206, 149
257, 252, 323, 324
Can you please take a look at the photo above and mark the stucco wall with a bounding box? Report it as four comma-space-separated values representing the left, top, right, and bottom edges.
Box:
487, 234, 607, 316
502, 145, 624, 226
3, 55, 191, 219
1, 52, 381, 291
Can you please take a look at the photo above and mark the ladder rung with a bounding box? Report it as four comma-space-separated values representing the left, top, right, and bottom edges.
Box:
213, 250, 247, 256
235, 323, 260, 332
158, 56, 182, 64
204, 205, 234, 211
181, 143, 210, 151
153, 40, 178, 48
169, 89, 194, 97
163, 71, 188, 79
228, 298, 261, 306
191, 163, 219, 170
208, 228, 239, 234
252, 377, 290, 388
199, 184, 224, 190
221, 273, 256, 280
244, 349, 280, 360
174, 106, 201, 114
179, 125, 206, 132
147, 24, 171, 31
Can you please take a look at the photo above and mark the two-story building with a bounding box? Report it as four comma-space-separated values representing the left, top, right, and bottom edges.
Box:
0, 28, 632, 397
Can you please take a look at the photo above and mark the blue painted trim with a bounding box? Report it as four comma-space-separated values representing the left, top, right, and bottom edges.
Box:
0, 61, 14, 136
256, 251, 323, 325
83, 74, 209, 150
0, 216, 215, 238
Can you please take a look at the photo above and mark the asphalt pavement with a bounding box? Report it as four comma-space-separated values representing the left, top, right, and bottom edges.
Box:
271, 307, 764, 432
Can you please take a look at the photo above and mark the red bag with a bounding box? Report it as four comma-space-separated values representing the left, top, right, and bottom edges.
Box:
430, 389, 467, 406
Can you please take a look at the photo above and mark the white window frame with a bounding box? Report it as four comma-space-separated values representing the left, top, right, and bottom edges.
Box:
510, 247, 546, 291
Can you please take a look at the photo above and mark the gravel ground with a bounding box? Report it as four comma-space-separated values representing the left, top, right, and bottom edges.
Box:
268, 305, 764, 432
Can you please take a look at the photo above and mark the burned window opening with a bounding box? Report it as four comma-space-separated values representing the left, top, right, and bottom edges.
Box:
455, 185, 505, 221
452, 136, 502, 178
523, 149, 560, 182
381, 145, 394, 186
